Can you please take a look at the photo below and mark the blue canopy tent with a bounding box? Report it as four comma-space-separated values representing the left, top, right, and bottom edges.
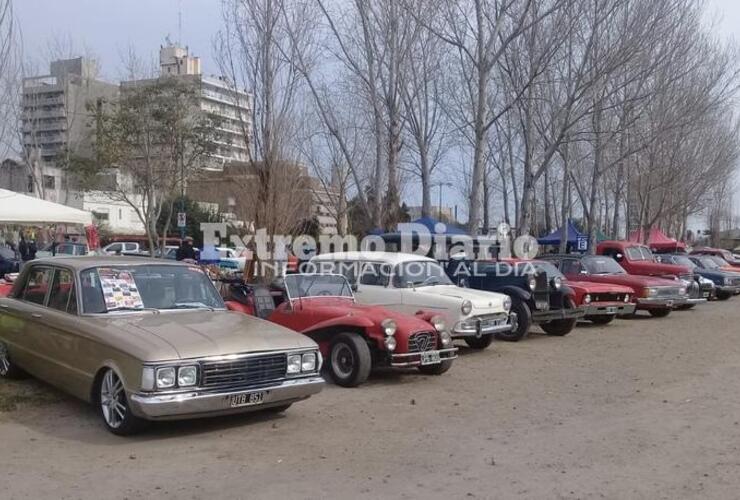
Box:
538, 220, 589, 251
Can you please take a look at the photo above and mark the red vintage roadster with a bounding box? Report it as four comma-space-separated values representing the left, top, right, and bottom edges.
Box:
221, 274, 458, 387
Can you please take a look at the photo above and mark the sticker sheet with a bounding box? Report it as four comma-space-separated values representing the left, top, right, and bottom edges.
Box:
98, 268, 144, 311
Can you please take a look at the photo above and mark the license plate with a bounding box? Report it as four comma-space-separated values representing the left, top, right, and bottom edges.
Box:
605, 307, 617, 314
666, 300, 674, 307
420, 351, 441, 365
229, 391, 266, 408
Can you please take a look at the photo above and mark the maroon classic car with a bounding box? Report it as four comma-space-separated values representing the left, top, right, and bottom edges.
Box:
221, 274, 457, 387
596, 241, 693, 278
690, 247, 740, 268
541, 254, 689, 318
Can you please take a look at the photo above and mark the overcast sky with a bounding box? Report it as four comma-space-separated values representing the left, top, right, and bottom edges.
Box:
13, 0, 740, 223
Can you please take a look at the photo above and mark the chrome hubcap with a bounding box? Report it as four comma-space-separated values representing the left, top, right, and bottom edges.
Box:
0, 343, 10, 376
100, 370, 126, 429
331, 344, 354, 378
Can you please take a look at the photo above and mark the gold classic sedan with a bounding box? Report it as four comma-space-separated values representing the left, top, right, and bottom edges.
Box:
0, 257, 324, 435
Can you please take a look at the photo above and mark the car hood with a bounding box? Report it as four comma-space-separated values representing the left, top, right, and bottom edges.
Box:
413, 284, 509, 312
566, 280, 634, 294
89, 310, 317, 362
627, 260, 690, 276
584, 273, 679, 290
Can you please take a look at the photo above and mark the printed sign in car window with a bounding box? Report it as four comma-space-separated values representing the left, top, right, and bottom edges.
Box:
97, 268, 144, 311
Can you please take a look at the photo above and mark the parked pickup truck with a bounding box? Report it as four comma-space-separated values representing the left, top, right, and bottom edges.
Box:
596, 240, 706, 307
541, 254, 690, 318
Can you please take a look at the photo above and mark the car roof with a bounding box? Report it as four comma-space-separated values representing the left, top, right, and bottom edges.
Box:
26, 256, 187, 269
312, 251, 437, 265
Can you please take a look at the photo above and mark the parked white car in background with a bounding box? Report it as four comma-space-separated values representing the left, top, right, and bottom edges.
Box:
102, 242, 141, 255
310, 251, 513, 349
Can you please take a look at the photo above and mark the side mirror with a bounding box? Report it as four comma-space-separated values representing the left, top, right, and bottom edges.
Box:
615, 253, 624, 262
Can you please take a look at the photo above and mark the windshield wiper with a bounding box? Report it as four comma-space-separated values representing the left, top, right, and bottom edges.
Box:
172, 302, 215, 311
107, 307, 160, 314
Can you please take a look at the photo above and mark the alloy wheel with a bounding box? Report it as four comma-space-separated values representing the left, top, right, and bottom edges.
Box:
0, 343, 10, 376
100, 370, 126, 429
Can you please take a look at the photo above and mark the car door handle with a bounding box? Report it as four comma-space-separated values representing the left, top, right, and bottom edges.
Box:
30, 313, 43, 319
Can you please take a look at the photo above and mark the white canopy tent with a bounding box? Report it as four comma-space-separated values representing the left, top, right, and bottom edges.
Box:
0, 188, 93, 226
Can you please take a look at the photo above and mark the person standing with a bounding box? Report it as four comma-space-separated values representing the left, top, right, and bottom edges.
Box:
176, 236, 197, 262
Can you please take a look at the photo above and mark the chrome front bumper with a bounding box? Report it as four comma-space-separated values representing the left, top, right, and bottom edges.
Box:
452, 314, 513, 338
129, 376, 325, 420
390, 347, 458, 367
716, 285, 740, 294
636, 297, 685, 309
584, 303, 636, 316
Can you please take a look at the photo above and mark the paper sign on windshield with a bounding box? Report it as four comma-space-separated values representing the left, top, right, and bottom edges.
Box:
98, 269, 144, 311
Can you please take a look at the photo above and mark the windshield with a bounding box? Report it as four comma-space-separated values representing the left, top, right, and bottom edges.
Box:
284, 274, 353, 299
669, 255, 696, 268
393, 261, 453, 288
80, 265, 224, 313
584, 256, 627, 274
700, 256, 724, 269
522, 261, 563, 279
625, 246, 653, 261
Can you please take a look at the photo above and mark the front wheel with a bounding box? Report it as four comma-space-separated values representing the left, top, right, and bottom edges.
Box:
97, 369, 146, 436
716, 290, 732, 301
464, 334, 494, 349
329, 332, 372, 387
495, 300, 531, 342
418, 359, 454, 375
585, 314, 616, 325
540, 298, 578, 336
648, 308, 671, 318
0, 342, 25, 379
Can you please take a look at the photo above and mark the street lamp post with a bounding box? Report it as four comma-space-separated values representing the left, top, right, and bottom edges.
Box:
433, 182, 453, 221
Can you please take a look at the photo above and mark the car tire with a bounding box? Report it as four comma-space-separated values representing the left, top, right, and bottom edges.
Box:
648, 308, 671, 318
418, 359, 454, 375
464, 334, 494, 349
716, 291, 732, 301
329, 333, 372, 387
96, 368, 146, 436
540, 298, 578, 336
495, 300, 531, 342
585, 314, 616, 325
0, 342, 25, 379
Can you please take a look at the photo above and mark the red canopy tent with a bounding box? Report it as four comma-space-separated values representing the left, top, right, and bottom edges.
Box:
628, 228, 686, 253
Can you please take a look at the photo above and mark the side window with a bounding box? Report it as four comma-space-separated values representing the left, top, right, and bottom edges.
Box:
21, 267, 53, 305
326, 261, 358, 285
124, 243, 137, 252
48, 268, 76, 312
360, 263, 391, 287
108, 243, 122, 253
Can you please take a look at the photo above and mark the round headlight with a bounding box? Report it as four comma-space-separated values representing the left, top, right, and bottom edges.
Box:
430, 315, 447, 332
384, 336, 397, 351
679, 287, 687, 295
440, 330, 452, 347
553, 277, 562, 290
381, 318, 397, 336
583, 294, 591, 304
177, 366, 198, 387
503, 297, 512, 311
156, 367, 176, 389
461, 300, 472, 315
528, 276, 537, 291
725, 277, 733, 285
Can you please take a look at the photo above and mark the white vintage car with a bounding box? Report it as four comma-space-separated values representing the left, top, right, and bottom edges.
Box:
310, 252, 513, 349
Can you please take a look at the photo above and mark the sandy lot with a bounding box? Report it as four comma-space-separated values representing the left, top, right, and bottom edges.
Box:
2, 301, 740, 500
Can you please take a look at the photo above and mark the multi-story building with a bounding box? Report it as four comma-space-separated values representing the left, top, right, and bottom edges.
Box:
121, 43, 253, 169
21, 57, 119, 203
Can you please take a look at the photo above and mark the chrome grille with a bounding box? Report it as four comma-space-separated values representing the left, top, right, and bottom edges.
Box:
200, 353, 287, 389
407, 332, 437, 352
592, 293, 625, 303
655, 287, 682, 297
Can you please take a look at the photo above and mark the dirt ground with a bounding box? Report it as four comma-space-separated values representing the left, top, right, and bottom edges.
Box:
2, 300, 740, 500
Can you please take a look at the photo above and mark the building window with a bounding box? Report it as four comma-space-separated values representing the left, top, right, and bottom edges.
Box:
92, 211, 109, 222
43, 175, 55, 190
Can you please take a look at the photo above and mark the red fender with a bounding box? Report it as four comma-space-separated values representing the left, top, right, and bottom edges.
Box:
302, 315, 382, 350
225, 300, 256, 316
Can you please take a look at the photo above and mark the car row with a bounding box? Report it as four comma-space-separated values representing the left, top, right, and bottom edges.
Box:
1, 241, 739, 436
